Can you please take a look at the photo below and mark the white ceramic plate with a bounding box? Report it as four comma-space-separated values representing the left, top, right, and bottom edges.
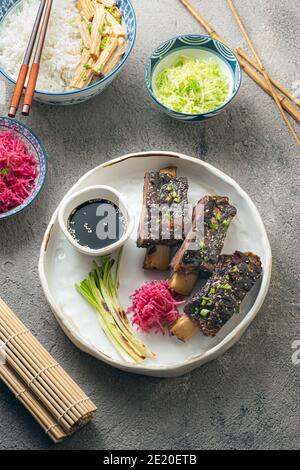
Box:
39, 151, 272, 377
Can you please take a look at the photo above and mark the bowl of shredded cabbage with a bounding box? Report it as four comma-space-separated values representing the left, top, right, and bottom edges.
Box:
145, 35, 242, 122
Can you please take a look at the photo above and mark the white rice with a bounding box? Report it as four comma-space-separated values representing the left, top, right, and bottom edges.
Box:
0, 0, 82, 92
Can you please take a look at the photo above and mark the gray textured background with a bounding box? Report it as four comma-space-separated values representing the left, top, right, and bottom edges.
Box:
0, 0, 299, 450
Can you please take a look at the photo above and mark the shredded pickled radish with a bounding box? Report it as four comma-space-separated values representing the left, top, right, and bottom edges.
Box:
127, 280, 183, 334
0, 130, 39, 214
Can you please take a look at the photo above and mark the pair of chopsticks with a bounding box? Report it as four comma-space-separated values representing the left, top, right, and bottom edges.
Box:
179, 0, 300, 148
8, 0, 53, 118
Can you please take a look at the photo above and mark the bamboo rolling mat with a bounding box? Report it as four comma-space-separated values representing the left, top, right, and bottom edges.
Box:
0, 298, 97, 443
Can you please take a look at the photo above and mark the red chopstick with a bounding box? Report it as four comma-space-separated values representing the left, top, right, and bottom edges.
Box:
8, 0, 47, 118
22, 0, 53, 116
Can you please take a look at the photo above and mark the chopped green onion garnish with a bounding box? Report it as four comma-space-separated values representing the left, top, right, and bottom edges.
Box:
200, 309, 210, 318
218, 283, 232, 290
84, 63, 92, 70
0, 167, 10, 176
100, 37, 109, 50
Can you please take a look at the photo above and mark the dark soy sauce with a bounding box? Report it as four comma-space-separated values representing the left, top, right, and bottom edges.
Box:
67, 199, 126, 250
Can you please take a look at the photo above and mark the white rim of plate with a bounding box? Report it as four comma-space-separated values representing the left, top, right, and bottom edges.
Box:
39, 151, 272, 374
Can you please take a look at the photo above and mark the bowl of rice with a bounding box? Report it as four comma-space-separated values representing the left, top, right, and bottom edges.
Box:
0, 117, 47, 220
0, 0, 136, 106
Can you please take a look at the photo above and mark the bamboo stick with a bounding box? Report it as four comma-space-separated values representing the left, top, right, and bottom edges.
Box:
0, 300, 93, 414
0, 302, 93, 416
0, 311, 83, 420
19, 331, 92, 416
0, 321, 81, 424
0, 365, 67, 443
227, 0, 300, 147
0, 298, 96, 437
0, 319, 94, 428
0, 334, 95, 431
179, 0, 300, 126
0, 329, 75, 430
236, 47, 300, 107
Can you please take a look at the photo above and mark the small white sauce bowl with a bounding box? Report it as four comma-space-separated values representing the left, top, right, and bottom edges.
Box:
58, 185, 133, 257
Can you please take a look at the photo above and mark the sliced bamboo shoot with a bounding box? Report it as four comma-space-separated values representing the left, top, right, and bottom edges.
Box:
102, 38, 126, 76
90, 4, 106, 59
169, 315, 199, 342
80, 48, 91, 66
103, 21, 113, 36
106, 6, 122, 22
71, 58, 95, 89
143, 245, 170, 271
93, 36, 118, 74
97, 0, 116, 7
76, 15, 92, 49
106, 10, 125, 36
79, 0, 95, 21
71, 49, 91, 86
169, 271, 198, 296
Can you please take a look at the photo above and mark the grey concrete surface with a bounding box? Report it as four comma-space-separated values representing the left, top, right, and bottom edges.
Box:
0, 0, 299, 451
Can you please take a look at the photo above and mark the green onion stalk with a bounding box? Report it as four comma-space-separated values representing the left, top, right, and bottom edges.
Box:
76, 248, 155, 364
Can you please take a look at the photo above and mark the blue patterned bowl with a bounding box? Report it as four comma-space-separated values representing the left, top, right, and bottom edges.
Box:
145, 35, 242, 122
0, 117, 47, 220
0, 0, 136, 106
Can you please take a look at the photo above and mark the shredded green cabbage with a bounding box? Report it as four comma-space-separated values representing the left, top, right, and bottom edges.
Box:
155, 56, 230, 114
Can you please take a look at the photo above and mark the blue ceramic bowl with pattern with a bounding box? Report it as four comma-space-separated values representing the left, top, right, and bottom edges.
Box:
145, 35, 242, 122
0, 117, 47, 220
0, 0, 136, 106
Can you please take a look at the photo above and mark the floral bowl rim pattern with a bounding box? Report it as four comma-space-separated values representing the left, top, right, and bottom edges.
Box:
145, 34, 242, 121
0, 117, 47, 220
